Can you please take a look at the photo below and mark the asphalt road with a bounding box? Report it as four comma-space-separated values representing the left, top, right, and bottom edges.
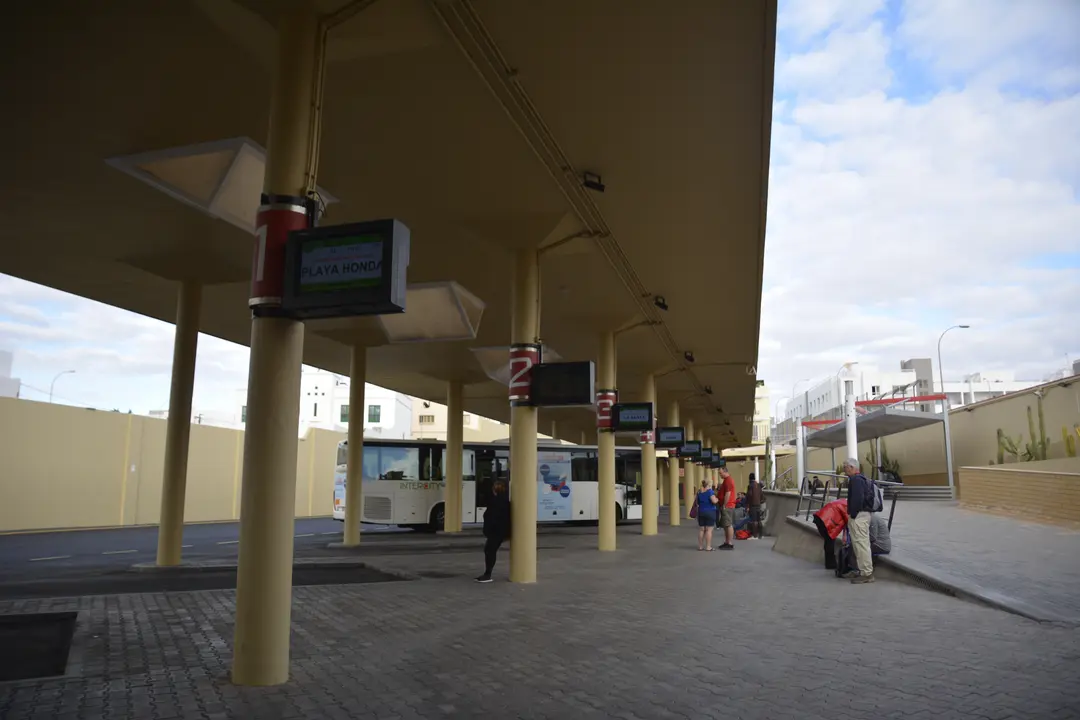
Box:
0, 518, 402, 581
0, 519, 617, 600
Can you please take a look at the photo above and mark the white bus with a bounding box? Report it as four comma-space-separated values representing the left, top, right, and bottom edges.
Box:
332, 438, 643, 532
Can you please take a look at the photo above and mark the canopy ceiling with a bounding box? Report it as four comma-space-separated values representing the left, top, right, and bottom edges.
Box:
0, 0, 777, 447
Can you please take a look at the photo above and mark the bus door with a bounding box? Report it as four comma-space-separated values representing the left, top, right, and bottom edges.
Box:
475, 448, 508, 525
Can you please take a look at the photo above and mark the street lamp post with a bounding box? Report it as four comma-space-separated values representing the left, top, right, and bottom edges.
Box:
49, 370, 76, 403
937, 324, 970, 500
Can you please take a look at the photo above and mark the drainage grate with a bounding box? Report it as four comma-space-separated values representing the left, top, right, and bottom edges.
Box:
0, 612, 77, 682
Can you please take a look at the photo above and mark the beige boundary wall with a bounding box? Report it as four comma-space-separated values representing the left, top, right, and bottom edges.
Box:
774, 377, 1080, 489
958, 461, 1080, 528
0, 397, 345, 533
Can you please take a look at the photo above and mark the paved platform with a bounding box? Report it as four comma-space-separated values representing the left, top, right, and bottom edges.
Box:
2, 522, 1078, 720
887, 501, 1080, 624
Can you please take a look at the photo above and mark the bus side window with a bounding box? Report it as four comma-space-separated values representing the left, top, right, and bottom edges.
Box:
463, 449, 476, 482
425, 447, 444, 482
379, 446, 419, 481
363, 446, 380, 481
571, 450, 596, 482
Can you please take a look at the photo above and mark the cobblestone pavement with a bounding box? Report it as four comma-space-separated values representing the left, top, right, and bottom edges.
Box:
887, 502, 1080, 623
2, 523, 1078, 720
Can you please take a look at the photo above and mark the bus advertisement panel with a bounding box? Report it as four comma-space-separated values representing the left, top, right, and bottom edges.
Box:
537, 450, 572, 521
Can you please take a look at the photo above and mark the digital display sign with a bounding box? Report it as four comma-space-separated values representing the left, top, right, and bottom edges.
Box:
699, 449, 714, 464
710, 456, 728, 469
655, 427, 685, 448
282, 219, 409, 319
610, 402, 653, 433
529, 361, 596, 407
677, 440, 702, 459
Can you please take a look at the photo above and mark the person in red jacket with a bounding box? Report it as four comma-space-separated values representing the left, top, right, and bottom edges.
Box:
813, 500, 849, 570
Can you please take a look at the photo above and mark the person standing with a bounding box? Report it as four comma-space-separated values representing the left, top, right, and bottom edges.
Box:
746, 472, 764, 539
842, 458, 875, 584
717, 467, 737, 550
696, 478, 719, 550
476, 480, 510, 583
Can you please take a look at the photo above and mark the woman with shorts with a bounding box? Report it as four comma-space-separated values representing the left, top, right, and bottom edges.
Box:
696, 478, 719, 551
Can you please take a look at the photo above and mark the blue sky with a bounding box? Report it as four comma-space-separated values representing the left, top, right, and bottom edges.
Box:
1, 0, 1079, 418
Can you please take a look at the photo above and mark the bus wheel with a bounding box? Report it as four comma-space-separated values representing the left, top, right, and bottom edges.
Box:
615, 504, 624, 522
427, 503, 445, 533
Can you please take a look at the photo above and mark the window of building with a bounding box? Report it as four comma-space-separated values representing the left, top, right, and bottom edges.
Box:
313, 402, 318, 418
340, 404, 349, 423
871, 385, 880, 395
378, 445, 418, 480
419, 414, 435, 424
368, 404, 381, 423
241, 405, 247, 423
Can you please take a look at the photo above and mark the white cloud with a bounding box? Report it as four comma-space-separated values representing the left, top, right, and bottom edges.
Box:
777, 0, 886, 43
778, 22, 893, 99
898, 0, 1080, 92
760, 1, 1080, 411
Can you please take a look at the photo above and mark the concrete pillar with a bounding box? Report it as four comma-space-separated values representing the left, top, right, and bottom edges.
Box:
550, 420, 557, 439
667, 402, 681, 525
509, 248, 539, 583
640, 373, 658, 536
445, 380, 464, 532
796, 423, 805, 492
156, 280, 202, 566
683, 419, 695, 517
597, 330, 617, 552
844, 380, 858, 463
232, 2, 317, 687
342, 347, 366, 546
659, 458, 668, 506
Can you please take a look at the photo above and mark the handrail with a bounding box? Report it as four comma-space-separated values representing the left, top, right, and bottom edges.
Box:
794, 477, 904, 530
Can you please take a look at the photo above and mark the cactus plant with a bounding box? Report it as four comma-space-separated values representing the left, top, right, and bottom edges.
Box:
997, 428, 1021, 463
1037, 394, 1047, 458
1065, 425, 1077, 458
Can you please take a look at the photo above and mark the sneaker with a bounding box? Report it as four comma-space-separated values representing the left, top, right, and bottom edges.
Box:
720, 544, 734, 551
475, 575, 493, 583
841, 571, 859, 579
851, 574, 875, 584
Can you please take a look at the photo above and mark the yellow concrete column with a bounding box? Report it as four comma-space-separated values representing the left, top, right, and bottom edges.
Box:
684, 418, 696, 517
445, 380, 464, 533
640, 373, 658, 536
509, 248, 539, 583
232, 1, 317, 687
597, 330, 617, 551
342, 346, 366, 546
156, 280, 201, 566
668, 401, 681, 526
659, 458, 667, 506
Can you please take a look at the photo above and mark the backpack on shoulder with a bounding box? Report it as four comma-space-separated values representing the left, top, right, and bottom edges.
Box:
869, 479, 884, 513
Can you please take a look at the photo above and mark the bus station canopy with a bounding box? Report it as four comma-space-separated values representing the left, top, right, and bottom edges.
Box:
2, 0, 777, 447
805, 407, 944, 450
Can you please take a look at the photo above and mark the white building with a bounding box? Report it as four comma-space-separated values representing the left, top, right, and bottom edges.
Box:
751, 381, 771, 445
234, 367, 413, 439
774, 359, 1040, 441
0, 350, 20, 399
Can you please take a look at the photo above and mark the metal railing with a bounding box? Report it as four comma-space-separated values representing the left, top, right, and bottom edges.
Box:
794, 474, 902, 530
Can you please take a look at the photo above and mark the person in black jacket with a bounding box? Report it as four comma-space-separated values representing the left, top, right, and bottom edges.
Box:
477, 481, 510, 583
843, 458, 875, 584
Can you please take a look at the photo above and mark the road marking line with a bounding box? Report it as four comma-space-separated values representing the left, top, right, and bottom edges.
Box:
295, 533, 314, 538
29, 555, 70, 562
182, 545, 193, 548
103, 549, 137, 555
217, 540, 239, 545
321, 532, 339, 536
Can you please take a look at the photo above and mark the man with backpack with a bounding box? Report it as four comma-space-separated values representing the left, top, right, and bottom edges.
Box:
842, 458, 880, 585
